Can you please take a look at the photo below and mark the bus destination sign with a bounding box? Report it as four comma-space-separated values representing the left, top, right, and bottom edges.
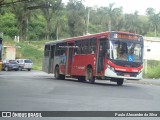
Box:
113, 33, 139, 40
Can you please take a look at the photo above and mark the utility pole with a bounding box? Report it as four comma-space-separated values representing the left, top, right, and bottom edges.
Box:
86, 8, 90, 34
56, 27, 58, 40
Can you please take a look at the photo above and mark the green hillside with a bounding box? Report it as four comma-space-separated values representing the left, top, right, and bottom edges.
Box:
3, 39, 49, 70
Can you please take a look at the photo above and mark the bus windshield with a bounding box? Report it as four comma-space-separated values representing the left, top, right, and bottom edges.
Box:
110, 40, 143, 62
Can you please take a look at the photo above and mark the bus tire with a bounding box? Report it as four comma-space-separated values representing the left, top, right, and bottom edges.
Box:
55, 66, 60, 79
117, 79, 124, 86
86, 67, 95, 84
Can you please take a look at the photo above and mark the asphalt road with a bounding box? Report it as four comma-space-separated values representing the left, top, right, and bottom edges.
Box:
0, 70, 160, 120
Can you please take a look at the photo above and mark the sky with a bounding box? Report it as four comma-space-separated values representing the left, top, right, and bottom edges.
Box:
62, 0, 160, 15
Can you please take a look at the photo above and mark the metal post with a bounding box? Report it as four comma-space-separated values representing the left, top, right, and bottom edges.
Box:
56, 27, 58, 40
144, 59, 148, 74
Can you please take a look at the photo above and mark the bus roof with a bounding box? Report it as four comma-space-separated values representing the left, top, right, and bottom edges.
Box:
45, 31, 142, 45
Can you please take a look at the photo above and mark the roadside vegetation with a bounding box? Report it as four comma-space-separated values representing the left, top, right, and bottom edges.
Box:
143, 60, 160, 79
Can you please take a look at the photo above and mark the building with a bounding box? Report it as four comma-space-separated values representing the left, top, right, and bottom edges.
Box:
3, 46, 16, 60
144, 37, 160, 61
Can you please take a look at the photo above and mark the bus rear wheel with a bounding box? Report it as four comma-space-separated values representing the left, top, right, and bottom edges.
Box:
117, 79, 124, 86
86, 67, 95, 84
55, 66, 65, 80
55, 66, 60, 79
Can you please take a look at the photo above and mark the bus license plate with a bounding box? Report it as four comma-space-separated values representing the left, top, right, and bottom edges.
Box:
124, 74, 130, 77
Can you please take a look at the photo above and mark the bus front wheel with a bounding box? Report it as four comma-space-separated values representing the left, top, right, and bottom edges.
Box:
117, 79, 124, 86
86, 67, 95, 84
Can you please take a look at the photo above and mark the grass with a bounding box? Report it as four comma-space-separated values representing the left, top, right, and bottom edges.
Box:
143, 60, 160, 79
16, 43, 43, 70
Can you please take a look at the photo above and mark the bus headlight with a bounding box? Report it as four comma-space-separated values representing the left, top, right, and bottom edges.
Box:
138, 70, 142, 74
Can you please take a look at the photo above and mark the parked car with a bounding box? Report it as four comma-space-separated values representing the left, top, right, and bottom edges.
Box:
2, 60, 19, 71
16, 59, 33, 71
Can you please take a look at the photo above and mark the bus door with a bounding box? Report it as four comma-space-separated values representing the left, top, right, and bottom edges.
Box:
97, 38, 107, 73
65, 43, 74, 75
49, 45, 55, 73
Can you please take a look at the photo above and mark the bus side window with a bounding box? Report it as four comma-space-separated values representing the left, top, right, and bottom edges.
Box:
55, 44, 60, 56
81, 40, 85, 54
81, 40, 89, 54
89, 38, 96, 54
75, 41, 81, 54
74, 46, 78, 55
61, 43, 66, 55
55, 50, 59, 56
85, 40, 89, 54
55, 43, 66, 56
44, 45, 50, 57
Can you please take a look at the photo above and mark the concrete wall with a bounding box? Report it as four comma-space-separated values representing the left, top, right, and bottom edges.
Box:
144, 37, 160, 61
3, 46, 16, 60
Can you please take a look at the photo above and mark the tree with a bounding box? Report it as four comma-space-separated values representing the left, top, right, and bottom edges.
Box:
11, 0, 32, 41
51, 5, 68, 40
35, 0, 62, 40
146, 8, 160, 37
66, 0, 86, 37
28, 15, 45, 40
125, 11, 140, 33
104, 3, 123, 31
87, 7, 105, 33
112, 6, 124, 31
146, 8, 155, 16
0, 13, 18, 38
136, 15, 149, 35
0, 0, 5, 14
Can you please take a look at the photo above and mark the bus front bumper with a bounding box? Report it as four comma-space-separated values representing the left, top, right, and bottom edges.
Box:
104, 68, 142, 80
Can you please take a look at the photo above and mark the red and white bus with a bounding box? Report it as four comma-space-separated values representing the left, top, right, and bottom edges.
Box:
42, 31, 144, 85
